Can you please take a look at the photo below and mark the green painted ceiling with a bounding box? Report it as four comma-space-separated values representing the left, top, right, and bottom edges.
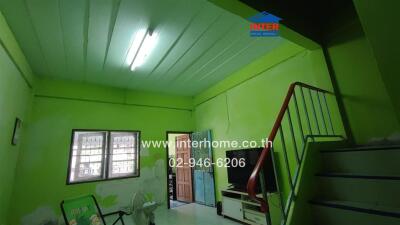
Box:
0, 0, 286, 95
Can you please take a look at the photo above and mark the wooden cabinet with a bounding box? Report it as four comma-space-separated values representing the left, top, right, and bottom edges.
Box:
222, 197, 243, 221
221, 189, 267, 225
244, 209, 267, 225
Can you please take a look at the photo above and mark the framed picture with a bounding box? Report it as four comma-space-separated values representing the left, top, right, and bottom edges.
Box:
11, 118, 22, 146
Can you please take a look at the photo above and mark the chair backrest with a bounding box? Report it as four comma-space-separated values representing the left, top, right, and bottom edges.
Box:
61, 195, 106, 225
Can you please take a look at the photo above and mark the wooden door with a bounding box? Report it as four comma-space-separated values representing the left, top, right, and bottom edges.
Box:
175, 134, 193, 202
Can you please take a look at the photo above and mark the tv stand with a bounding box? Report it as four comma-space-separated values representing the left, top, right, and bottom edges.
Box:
227, 187, 246, 192
221, 188, 267, 225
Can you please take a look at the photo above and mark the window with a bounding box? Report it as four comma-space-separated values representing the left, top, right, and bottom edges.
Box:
67, 130, 140, 184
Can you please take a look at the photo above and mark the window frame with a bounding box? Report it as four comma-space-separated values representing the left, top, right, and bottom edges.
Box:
66, 129, 141, 185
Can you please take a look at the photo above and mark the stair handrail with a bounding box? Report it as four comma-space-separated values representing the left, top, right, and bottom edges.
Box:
247, 82, 339, 214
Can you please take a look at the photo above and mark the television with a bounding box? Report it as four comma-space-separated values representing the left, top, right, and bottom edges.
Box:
226, 148, 277, 193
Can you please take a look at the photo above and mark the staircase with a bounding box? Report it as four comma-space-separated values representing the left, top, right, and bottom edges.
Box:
246, 82, 400, 225
310, 145, 400, 225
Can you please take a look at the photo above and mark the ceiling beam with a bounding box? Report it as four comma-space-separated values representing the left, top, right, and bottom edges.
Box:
22, 0, 50, 77
83, 0, 90, 80
0, 10, 35, 88
102, 0, 121, 70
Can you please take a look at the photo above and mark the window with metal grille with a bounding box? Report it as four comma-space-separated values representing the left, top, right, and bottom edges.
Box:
108, 132, 139, 178
67, 130, 140, 184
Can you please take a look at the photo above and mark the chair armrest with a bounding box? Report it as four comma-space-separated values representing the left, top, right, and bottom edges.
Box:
103, 210, 131, 217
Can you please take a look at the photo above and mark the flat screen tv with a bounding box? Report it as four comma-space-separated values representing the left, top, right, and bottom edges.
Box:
226, 148, 277, 193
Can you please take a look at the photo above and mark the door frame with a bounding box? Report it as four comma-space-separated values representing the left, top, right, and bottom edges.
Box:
165, 131, 193, 209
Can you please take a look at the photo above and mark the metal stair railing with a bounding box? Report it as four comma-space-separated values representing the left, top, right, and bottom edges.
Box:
246, 82, 345, 225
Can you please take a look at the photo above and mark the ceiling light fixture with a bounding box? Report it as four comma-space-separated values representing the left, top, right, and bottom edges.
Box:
126, 28, 158, 71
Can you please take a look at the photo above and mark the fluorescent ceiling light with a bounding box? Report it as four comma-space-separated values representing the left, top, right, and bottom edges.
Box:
126, 29, 147, 65
126, 28, 158, 71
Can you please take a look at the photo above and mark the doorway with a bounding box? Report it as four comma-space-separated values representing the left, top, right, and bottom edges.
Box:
166, 132, 193, 209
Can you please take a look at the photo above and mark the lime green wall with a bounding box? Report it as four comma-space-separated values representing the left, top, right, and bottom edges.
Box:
0, 43, 33, 225
193, 43, 345, 224
35, 78, 193, 111
325, 14, 400, 143
8, 78, 193, 225
3, 2, 399, 224
0, 12, 33, 225
352, 0, 400, 123
207, 0, 400, 144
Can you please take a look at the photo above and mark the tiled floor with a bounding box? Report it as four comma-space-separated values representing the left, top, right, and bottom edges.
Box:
105, 203, 241, 225
155, 203, 241, 225
170, 200, 189, 208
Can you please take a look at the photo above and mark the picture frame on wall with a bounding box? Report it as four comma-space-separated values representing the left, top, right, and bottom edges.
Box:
11, 118, 22, 146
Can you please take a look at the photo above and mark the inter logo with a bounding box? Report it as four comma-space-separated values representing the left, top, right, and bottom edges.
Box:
249, 11, 282, 37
